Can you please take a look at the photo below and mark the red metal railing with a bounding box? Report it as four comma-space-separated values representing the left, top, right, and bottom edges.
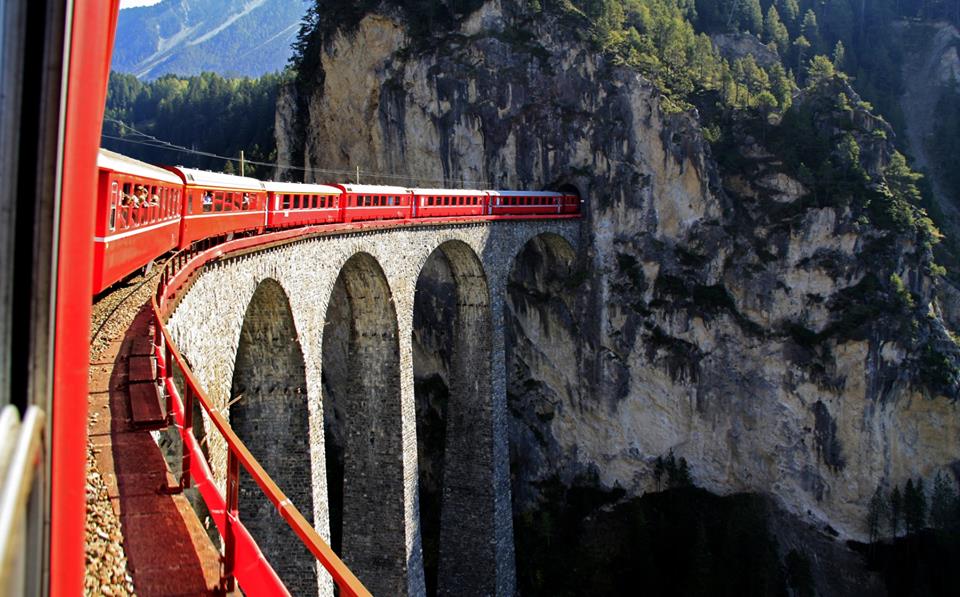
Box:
150, 234, 371, 596
148, 214, 581, 594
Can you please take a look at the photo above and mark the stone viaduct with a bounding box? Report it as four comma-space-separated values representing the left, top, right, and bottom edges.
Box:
164, 219, 580, 597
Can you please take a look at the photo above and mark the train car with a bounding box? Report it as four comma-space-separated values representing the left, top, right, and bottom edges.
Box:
93, 149, 184, 294
487, 190, 575, 216
264, 181, 343, 229
410, 187, 487, 218
335, 184, 414, 222
167, 166, 266, 248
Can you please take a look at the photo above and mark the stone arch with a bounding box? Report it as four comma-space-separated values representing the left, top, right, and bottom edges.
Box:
503, 233, 580, 587
320, 252, 407, 595
412, 239, 494, 596
229, 278, 316, 595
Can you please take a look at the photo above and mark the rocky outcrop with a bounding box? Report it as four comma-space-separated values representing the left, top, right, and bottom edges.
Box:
711, 32, 782, 69
278, 0, 960, 556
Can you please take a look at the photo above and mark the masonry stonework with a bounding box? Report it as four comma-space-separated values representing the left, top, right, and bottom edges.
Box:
165, 220, 580, 596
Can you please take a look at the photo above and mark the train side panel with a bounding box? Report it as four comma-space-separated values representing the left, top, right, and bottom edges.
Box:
179, 186, 267, 247
410, 188, 486, 218
336, 184, 413, 223
264, 182, 343, 229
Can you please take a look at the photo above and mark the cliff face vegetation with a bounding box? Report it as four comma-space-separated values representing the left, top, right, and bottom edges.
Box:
279, 0, 960, 590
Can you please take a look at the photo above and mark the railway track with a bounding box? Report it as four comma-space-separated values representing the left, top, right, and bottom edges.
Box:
85, 271, 161, 597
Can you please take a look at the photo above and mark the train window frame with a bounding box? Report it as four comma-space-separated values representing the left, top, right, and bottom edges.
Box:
282, 194, 291, 210
109, 181, 118, 232
213, 191, 224, 212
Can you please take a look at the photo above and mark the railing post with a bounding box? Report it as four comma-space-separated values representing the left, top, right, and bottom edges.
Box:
163, 343, 174, 424
180, 386, 193, 489
222, 450, 240, 593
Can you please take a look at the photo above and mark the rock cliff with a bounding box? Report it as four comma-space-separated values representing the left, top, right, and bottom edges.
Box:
277, 0, 960, 557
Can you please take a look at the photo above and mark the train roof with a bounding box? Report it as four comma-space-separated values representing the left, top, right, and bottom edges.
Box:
337, 184, 412, 194
262, 181, 342, 195
97, 148, 183, 185
167, 165, 265, 191
487, 189, 565, 197
409, 187, 486, 196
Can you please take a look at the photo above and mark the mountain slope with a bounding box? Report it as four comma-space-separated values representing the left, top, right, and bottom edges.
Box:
112, 0, 309, 79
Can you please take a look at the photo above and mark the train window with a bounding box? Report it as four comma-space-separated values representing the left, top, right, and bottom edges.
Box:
214, 192, 224, 212
282, 194, 291, 210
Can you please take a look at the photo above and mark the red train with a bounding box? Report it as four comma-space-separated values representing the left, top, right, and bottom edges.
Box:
94, 149, 581, 294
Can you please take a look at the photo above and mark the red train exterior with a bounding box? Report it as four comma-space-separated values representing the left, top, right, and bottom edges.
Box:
93, 150, 184, 293
411, 188, 488, 218
92, 151, 581, 295
335, 184, 414, 222
264, 181, 342, 228
488, 190, 579, 216
166, 166, 267, 248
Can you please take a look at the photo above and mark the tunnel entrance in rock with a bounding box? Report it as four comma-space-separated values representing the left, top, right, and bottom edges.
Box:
553, 182, 582, 200
504, 233, 579, 568
228, 278, 317, 596
320, 253, 406, 595
412, 240, 494, 596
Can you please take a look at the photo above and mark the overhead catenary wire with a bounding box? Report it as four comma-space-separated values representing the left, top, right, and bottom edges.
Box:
101, 118, 496, 188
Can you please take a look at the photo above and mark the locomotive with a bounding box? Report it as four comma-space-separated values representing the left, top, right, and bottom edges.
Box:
94, 148, 581, 294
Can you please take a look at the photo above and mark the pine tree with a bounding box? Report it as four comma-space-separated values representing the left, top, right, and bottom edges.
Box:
777, 0, 800, 25
903, 478, 928, 534
769, 62, 794, 109
741, 0, 764, 34
653, 456, 665, 491
930, 472, 958, 530
765, 5, 790, 55
793, 35, 811, 76
833, 40, 846, 70
806, 54, 835, 87
801, 9, 820, 48
889, 485, 903, 537
866, 485, 889, 542
674, 457, 693, 487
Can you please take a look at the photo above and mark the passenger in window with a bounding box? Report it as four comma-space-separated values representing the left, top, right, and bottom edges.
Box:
202, 192, 213, 212
242, 193, 251, 209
